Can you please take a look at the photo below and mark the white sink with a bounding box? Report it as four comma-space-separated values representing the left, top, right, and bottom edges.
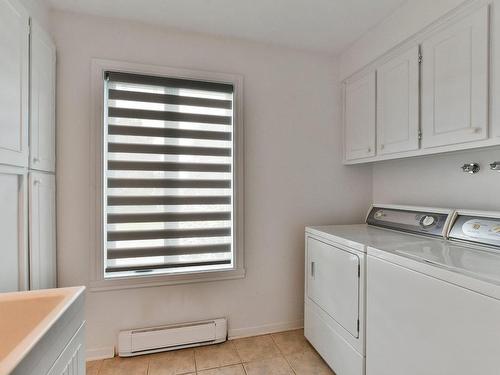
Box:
0, 286, 85, 375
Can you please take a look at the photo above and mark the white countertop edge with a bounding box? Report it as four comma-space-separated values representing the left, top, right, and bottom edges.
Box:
305, 226, 367, 252
0, 286, 86, 374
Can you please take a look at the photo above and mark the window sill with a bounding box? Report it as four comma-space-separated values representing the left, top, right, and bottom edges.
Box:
88, 267, 246, 292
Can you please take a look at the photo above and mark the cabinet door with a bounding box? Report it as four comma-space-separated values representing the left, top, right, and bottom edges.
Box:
306, 237, 360, 337
0, 166, 28, 292
47, 323, 85, 375
29, 172, 57, 290
30, 21, 56, 172
0, 0, 29, 167
344, 71, 376, 160
377, 46, 420, 155
421, 5, 489, 148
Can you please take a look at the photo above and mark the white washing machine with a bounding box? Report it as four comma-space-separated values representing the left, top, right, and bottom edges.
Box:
305, 204, 500, 375
366, 208, 500, 375
304, 204, 453, 375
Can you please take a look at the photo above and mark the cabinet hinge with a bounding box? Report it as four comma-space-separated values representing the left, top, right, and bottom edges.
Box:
418, 53, 423, 64
418, 129, 422, 140
357, 319, 360, 332
358, 264, 360, 278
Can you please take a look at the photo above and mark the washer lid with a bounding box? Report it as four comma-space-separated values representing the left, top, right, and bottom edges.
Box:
366, 205, 452, 238
449, 211, 500, 249
393, 242, 500, 285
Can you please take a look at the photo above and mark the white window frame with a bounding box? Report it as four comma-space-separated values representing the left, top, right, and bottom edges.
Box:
89, 59, 244, 291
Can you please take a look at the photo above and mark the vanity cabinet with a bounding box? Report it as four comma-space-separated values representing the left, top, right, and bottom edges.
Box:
29, 172, 57, 290
421, 5, 489, 149
0, 0, 29, 168
30, 21, 57, 172
376, 46, 420, 155
343, 71, 376, 161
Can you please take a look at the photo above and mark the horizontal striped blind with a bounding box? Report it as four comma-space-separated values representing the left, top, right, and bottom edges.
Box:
104, 71, 234, 277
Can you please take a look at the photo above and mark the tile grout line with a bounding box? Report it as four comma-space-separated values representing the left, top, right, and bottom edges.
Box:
270, 333, 298, 375
230, 338, 248, 375
193, 348, 198, 374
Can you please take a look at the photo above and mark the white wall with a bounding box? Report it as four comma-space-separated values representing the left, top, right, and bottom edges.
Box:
340, 0, 500, 211
339, 0, 467, 79
50, 10, 372, 355
19, 0, 50, 30
373, 148, 500, 210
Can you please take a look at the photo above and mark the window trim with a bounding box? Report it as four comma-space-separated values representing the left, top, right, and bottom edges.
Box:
89, 59, 244, 291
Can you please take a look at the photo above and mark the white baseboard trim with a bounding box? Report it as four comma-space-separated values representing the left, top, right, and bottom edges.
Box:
228, 319, 304, 340
85, 320, 303, 360
86, 347, 115, 361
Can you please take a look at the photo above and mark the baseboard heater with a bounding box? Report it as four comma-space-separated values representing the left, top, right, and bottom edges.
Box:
118, 318, 227, 357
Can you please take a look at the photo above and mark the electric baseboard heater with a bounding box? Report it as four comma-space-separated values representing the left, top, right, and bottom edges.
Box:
118, 318, 227, 357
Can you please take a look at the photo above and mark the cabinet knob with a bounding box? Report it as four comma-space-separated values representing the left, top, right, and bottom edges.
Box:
33, 157, 39, 163
367, 147, 372, 153
471, 127, 482, 134
380, 144, 385, 150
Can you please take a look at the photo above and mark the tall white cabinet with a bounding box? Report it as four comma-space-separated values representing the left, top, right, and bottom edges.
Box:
0, 166, 28, 292
0, 0, 29, 167
29, 172, 57, 290
30, 21, 56, 172
0, 0, 57, 292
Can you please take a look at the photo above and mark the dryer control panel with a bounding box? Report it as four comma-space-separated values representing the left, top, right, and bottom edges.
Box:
366, 206, 451, 237
449, 214, 500, 249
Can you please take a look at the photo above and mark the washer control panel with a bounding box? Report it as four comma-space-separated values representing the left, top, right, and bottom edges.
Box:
366, 206, 450, 237
449, 214, 500, 248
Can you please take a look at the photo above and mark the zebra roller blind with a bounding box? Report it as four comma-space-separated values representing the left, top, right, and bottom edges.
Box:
104, 71, 235, 277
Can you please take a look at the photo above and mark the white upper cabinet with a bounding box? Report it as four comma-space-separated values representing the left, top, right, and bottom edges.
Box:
29, 172, 57, 290
421, 5, 489, 149
30, 21, 56, 172
344, 71, 376, 161
376, 46, 420, 155
0, 0, 29, 167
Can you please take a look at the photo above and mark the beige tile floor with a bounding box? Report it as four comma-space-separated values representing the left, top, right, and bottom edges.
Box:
86, 329, 335, 375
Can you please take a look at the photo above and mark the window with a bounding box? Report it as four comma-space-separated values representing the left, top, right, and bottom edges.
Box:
95, 64, 243, 284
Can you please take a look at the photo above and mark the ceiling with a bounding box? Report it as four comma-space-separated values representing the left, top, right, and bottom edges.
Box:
45, 0, 408, 55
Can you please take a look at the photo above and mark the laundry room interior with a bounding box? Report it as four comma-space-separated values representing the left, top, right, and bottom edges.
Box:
1, 0, 500, 374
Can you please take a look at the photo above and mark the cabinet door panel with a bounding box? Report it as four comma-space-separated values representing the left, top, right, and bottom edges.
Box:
0, 167, 28, 292
377, 46, 420, 154
30, 21, 56, 172
421, 5, 489, 148
306, 237, 360, 337
0, 0, 29, 167
47, 324, 85, 375
344, 71, 376, 160
29, 172, 57, 290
